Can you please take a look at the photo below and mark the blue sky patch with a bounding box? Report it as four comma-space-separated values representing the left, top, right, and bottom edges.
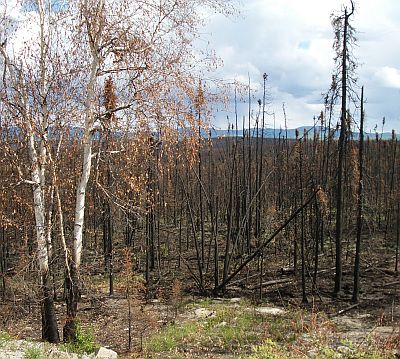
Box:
298, 40, 310, 49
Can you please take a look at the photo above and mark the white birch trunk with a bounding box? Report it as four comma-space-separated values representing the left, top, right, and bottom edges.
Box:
73, 135, 92, 267
38, 0, 51, 258
27, 119, 49, 277
64, 1, 103, 341
72, 46, 99, 269
0, 1, 60, 341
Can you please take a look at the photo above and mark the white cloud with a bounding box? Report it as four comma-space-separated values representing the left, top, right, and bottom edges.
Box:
375, 66, 400, 88
0, 1, 41, 61
203, 0, 400, 131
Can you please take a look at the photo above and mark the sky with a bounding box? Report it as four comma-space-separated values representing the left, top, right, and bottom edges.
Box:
202, 0, 400, 132
2, 0, 399, 133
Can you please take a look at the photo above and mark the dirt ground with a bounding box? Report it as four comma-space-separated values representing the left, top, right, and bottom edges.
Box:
1, 234, 399, 358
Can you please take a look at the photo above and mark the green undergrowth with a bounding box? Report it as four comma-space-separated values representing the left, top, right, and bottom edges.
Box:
0, 328, 97, 358
143, 299, 398, 358
0, 331, 13, 348
144, 298, 264, 356
246, 339, 393, 359
24, 346, 44, 359
60, 322, 98, 355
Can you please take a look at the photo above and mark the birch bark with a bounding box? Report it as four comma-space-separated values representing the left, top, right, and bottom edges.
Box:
64, 0, 103, 341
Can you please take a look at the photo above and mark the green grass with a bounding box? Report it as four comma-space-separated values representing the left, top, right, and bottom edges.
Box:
24, 347, 43, 359
317, 343, 391, 359
246, 339, 289, 359
145, 300, 267, 356
243, 339, 393, 359
144, 321, 199, 353
0, 331, 13, 348
144, 299, 399, 358
204, 306, 264, 349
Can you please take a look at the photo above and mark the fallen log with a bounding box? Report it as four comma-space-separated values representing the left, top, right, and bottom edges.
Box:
249, 278, 293, 290
330, 303, 359, 317
378, 281, 400, 288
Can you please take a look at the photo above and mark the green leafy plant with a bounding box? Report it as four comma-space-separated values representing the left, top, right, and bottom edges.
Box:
61, 322, 97, 354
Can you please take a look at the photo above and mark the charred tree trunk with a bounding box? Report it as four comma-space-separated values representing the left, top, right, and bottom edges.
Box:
64, 262, 80, 342
352, 86, 365, 303
396, 203, 399, 273
222, 143, 237, 292
334, 4, 354, 297
41, 272, 60, 343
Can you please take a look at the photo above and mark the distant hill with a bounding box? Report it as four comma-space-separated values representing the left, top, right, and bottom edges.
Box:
2, 124, 396, 141
204, 126, 398, 140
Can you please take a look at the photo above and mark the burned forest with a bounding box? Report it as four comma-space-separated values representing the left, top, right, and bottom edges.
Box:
0, 0, 399, 358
